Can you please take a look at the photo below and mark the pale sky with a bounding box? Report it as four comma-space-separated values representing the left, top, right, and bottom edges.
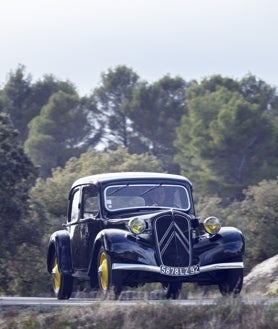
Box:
1, 0, 277, 95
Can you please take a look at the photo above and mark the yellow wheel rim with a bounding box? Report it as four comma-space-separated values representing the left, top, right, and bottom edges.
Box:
99, 252, 109, 291
52, 256, 61, 294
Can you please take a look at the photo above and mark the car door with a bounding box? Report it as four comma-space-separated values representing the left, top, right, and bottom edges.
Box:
76, 185, 102, 271
67, 187, 83, 270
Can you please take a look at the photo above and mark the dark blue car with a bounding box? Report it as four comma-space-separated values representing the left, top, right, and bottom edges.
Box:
47, 172, 244, 299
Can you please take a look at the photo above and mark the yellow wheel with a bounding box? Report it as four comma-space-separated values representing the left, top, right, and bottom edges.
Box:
98, 248, 111, 292
52, 256, 61, 295
51, 252, 73, 299
97, 247, 122, 299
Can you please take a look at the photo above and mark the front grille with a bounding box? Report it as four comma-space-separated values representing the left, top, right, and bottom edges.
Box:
154, 212, 192, 267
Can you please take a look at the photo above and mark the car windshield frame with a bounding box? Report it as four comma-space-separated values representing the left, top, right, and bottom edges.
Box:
103, 183, 191, 212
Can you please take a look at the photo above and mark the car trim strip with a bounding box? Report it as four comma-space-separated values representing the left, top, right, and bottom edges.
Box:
112, 262, 244, 274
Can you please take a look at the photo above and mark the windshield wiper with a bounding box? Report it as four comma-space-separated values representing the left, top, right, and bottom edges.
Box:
107, 184, 129, 196
140, 184, 161, 196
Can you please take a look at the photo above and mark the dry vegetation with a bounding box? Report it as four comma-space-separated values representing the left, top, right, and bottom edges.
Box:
0, 298, 278, 329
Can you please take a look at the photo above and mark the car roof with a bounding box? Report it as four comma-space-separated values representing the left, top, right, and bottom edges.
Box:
71, 172, 192, 189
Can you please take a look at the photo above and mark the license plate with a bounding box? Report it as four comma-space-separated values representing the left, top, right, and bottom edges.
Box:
160, 264, 200, 276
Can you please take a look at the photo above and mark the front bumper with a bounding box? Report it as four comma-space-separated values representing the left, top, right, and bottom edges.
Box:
112, 262, 244, 276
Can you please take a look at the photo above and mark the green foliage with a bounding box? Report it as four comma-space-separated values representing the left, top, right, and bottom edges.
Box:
239, 74, 278, 113
24, 91, 101, 178
237, 178, 278, 270
93, 69, 188, 173
194, 196, 226, 220
7, 243, 50, 296
0, 112, 38, 294
198, 178, 278, 273
175, 75, 278, 200
129, 75, 188, 172
93, 65, 140, 149
0, 65, 77, 142
0, 112, 37, 237
193, 166, 278, 273
0, 65, 32, 142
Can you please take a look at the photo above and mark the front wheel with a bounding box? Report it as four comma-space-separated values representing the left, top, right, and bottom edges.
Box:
218, 268, 243, 296
51, 252, 73, 299
97, 247, 122, 298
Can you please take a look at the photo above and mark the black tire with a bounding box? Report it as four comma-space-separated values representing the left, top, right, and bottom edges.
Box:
218, 268, 243, 297
97, 247, 122, 299
51, 252, 73, 299
163, 282, 182, 299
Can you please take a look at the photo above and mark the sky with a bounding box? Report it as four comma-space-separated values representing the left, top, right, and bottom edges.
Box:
1, 0, 278, 96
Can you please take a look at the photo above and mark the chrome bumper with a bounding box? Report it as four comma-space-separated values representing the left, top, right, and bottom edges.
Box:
112, 262, 244, 275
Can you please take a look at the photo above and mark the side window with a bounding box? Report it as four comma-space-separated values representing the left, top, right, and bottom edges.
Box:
69, 189, 81, 222
82, 185, 99, 218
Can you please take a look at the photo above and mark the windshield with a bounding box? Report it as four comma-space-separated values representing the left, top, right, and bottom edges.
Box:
104, 184, 190, 211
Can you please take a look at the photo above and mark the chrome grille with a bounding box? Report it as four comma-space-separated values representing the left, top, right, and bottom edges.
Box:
154, 213, 192, 267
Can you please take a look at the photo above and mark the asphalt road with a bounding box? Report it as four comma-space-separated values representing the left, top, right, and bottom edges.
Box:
1, 296, 277, 307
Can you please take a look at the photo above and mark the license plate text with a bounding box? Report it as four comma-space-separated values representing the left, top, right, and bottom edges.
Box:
160, 264, 200, 276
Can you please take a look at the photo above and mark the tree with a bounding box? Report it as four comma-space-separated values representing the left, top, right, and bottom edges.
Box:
240, 178, 278, 269
0, 65, 32, 142
129, 75, 188, 172
24, 91, 102, 178
193, 178, 278, 273
0, 112, 38, 294
91, 68, 188, 172
222, 178, 278, 272
239, 74, 278, 114
92, 65, 140, 149
175, 76, 278, 200
0, 65, 77, 142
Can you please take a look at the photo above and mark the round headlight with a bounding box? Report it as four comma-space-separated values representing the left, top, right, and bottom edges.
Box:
129, 217, 146, 235
204, 216, 221, 235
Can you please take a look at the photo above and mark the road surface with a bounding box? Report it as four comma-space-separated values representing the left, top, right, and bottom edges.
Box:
1, 296, 277, 307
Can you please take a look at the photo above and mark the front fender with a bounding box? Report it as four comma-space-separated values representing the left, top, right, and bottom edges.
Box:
194, 227, 245, 265
46, 230, 73, 275
89, 229, 157, 272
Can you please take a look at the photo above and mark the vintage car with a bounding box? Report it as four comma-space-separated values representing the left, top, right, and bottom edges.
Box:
46, 172, 244, 299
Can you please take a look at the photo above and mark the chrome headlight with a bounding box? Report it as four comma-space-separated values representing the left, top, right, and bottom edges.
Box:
204, 216, 221, 235
128, 217, 146, 235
